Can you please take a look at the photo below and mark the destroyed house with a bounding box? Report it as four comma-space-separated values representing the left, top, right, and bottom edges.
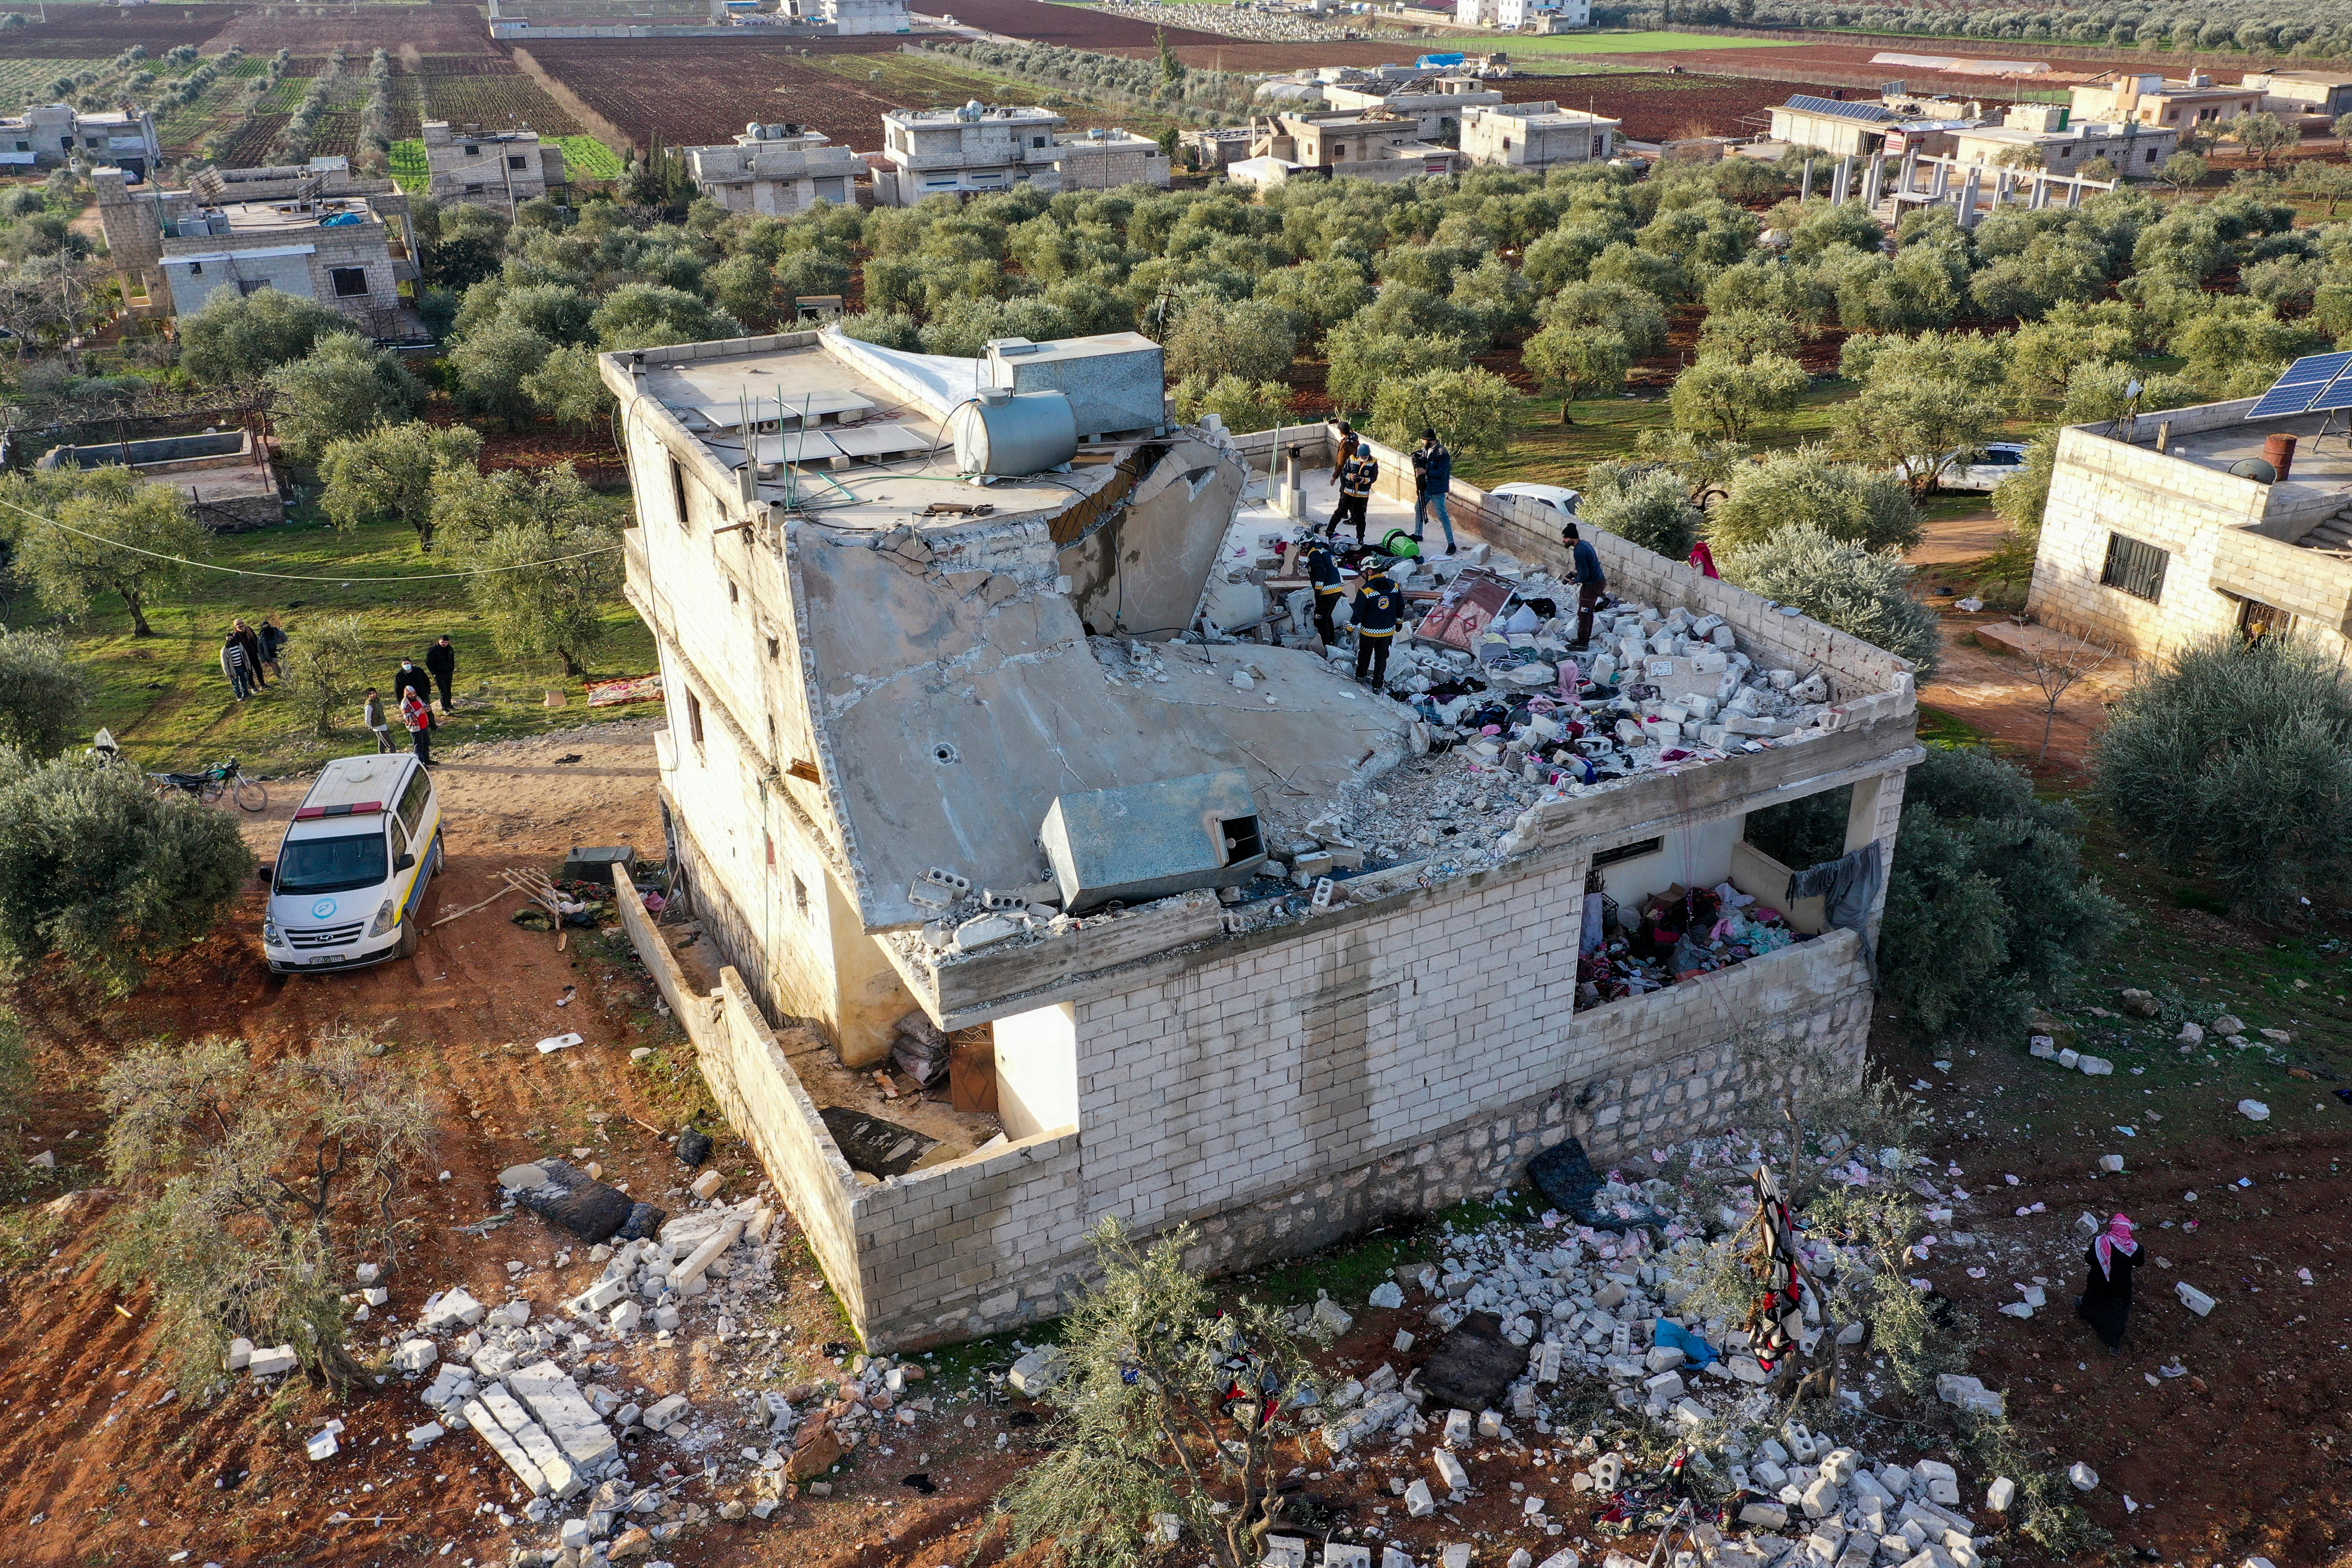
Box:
603, 328, 1922, 1350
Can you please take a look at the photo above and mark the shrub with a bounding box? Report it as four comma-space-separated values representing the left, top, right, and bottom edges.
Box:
1719, 523, 1942, 677
2093, 634, 2352, 916
100, 1031, 432, 1393
996, 1217, 1321, 1568
0, 748, 254, 989
1880, 746, 2127, 1038
0, 628, 90, 755
265, 336, 427, 465
1709, 445, 1922, 559
178, 286, 356, 384
1579, 463, 1701, 560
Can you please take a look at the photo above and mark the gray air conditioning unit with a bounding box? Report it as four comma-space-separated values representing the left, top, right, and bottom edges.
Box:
1040, 769, 1267, 914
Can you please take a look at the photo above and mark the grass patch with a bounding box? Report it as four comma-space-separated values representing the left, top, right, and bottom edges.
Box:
1915, 705, 1990, 749
556, 134, 622, 181
36, 506, 659, 775
1452, 381, 1858, 492
388, 138, 428, 194
1501, 29, 1811, 53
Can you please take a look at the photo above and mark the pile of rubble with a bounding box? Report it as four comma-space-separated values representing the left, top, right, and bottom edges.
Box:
1250, 1134, 2042, 1568
1084, 0, 1363, 42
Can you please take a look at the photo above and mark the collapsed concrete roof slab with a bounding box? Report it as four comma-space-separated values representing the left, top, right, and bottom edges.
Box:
792, 517, 1416, 929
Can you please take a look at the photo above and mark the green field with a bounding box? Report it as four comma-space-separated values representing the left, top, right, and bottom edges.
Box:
1501, 29, 1809, 53
43, 509, 659, 777
557, 134, 622, 181
387, 137, 429, 194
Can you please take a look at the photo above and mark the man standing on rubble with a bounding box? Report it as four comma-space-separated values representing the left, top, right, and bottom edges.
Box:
1564, 522, 1607, 648
1304, 537, 1344, 648
1352, 564, 1401, 689
1330, 442, 1378, 545
1412, 430, 1455, 555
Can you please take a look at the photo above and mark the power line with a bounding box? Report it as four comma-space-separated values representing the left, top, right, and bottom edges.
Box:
0, 491, 623, 583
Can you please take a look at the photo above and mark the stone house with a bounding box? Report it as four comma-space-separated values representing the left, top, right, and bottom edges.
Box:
421, 121, 569, 212
598, 327, 1921, 1350
0, 104, 159, 178
2027, 393, 2352, 657
93, 163, 418, 330
687, 124, 866, 216
1458, 103, 1619, 171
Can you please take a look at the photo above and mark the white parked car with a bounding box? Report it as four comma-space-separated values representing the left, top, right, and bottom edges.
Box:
1488, 482, 1581, 518
1935, 442, 2030, 492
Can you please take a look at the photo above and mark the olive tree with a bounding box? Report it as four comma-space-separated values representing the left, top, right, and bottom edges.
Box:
448, 464, 625, 676
2093, 633, 2352, 916
318, 421, 484, 551
1367, 365, 1514, 462
100, 1031, 433, 1394
266, 334, 427, 465
1172, 374, 1290, 434
1720, 523, 1942, 676
4, 467, 204, 637
1710, 445, 1923, 558
1580, 463, 1702, 560
1670, 353, 1809, 442
522, 342, 616, 432
998, 1217, 1322, 1568
1167, 296, 1297, 385
179, 286, 356, 384
0, 628, 91, 755
278, 614, 374, 738
1521, 324, 1630, 425
0, 748, 254, 989
448, 319, 553, 430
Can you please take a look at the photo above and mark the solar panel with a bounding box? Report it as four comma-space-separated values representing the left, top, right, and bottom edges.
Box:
2309, 374, 2352, 414
2245, 351, 2352, 419
1782, 93, 1895, 123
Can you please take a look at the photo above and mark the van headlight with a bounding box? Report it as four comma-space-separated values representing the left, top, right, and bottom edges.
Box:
262, 916, 284, 949
368, 898, 397, 937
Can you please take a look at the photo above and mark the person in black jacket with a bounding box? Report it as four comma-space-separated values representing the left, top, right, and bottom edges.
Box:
1303, 539, 1343, 648
1352, 568, 1401, 688
425, 635, 458, 714
394, 657, 431, 710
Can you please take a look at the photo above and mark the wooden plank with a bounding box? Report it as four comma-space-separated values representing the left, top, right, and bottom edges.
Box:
949, 1027, 997, 1115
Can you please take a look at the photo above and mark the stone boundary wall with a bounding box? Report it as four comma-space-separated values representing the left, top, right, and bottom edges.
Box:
617, 850, 1871, 1348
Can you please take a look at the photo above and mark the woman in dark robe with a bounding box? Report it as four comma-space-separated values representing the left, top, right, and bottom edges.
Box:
2075, 1212, 2141, 1352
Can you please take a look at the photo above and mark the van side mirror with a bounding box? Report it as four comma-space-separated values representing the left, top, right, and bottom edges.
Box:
256, 861, 273, 886
396, 852, 416, 872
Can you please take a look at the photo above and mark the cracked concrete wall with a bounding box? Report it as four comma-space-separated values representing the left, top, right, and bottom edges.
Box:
1060, 432, 1250, 641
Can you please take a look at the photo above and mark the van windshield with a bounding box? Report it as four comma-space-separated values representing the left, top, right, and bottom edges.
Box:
276, 831, 388, 895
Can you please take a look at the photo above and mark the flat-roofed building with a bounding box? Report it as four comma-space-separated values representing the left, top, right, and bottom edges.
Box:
421, 121, 569, 212
2068, 72, 2263, 132
689, 123, 867, 215
1459, 102, 1618, 170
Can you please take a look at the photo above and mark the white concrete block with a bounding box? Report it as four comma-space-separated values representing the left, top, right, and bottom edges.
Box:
644, 1393, 691, 1432
1984, 1477, 2015, 1512
1434, 1448, 1470, 1493
1405, 1478, 1436, 1517
248, 1345, 298, 1378
408, 1421, 446, 1450
2175, 1281, 2216, 1316
421, 1287, 486, 1332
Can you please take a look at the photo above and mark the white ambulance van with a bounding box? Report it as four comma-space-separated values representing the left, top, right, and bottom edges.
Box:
261, 754, 443, 973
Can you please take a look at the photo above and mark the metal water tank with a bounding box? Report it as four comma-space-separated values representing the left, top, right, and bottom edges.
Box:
949, 388, 1078, 477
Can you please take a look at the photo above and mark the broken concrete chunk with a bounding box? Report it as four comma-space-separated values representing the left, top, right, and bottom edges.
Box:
248, 1345, 298, 1378
1368, 1281, 1405, 1310
408, 1421, 445, 1450
225, 1338, 254, 1371
690, 1169, 725, 1201
1433, 1448, 1470, 1494
2067, 1462, 2098, 1492
1007, 1345, 1066, 1395
421, 1287, 486, 1333
1312, 1297, 1354, 1337
1984, 1477, 2015, 1512
2175, 1281, 2216, 1316
391, 1339, 438, 1374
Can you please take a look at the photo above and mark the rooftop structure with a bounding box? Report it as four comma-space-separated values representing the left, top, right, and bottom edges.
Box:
0, 103, 159, 179
1320, 80, 1506, 140
421, 121, 569, 212
874, 102, 1169, 205
1458, 102, 1618, 171
2244, 70, 2352, 119
687, 122, 866, 216
1246, 110, 1461, 181
94, 164, 419, 330
1767, 94, 1902, 158
597, 325, 1922, 1350
2027, 385, 2352, 658
2068, 72, 2263, 131
1949, 109, 2176, 180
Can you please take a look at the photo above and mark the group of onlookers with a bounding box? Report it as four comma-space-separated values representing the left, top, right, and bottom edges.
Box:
218, 617, 462, 768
